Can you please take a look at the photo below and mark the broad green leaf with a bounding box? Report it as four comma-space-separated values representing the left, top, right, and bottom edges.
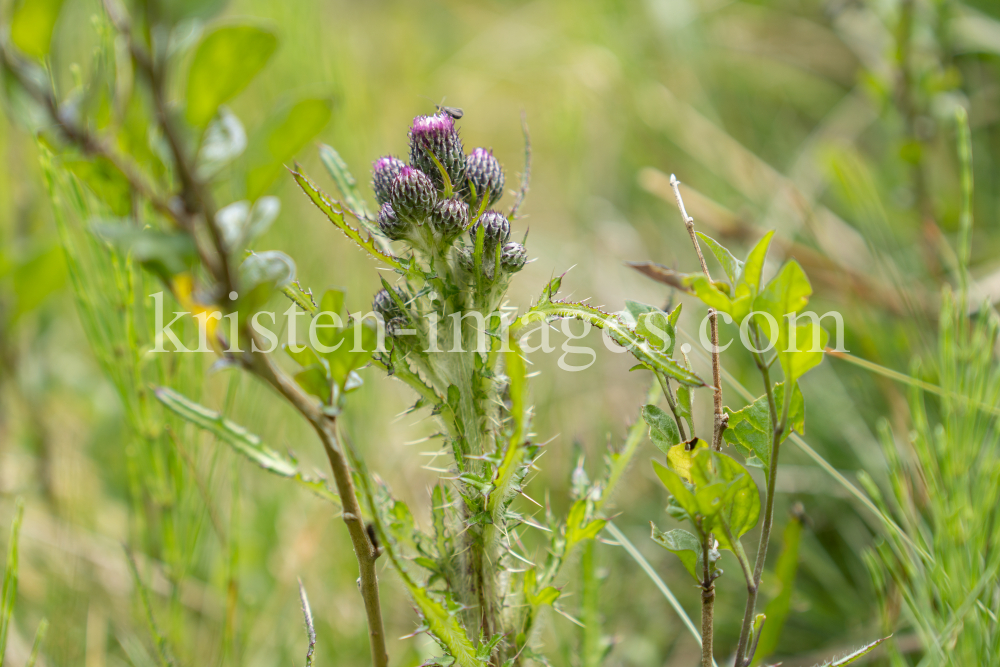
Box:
292, 168, 407, 271
66, 158, 132, 216
665, 438, 708, 483
284, 343, 322, 369
784, 321, 828, 382
246, 97, 333, 199
686, 275, 732, 313
650, 526, 702, 583
620, 300, 657, 328
636, 310, 674, 354
154, 386, 339, 504
741, 230, 774, 293
705, 452, 760, 550
94, 223, 198, 281
820, 636, 891, 666
11, 244, 67, 322
239, 250, 295, 297
323, 320, 376, 387
696, 232, 742, 284
754, 512, 805, 661
753, 260, 811, 322
185, 24, 278, 127
197, 106, 247, 180
294, 365, 331, 404
652, 459, 698, 518
319, 288, 345, 318
722, 382, 805, 479
642, 404, 681, 455
10, 0, 64, 59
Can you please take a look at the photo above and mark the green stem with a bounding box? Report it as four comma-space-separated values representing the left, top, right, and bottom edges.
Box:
733, 324, 792, 666
655, 371, 688, 441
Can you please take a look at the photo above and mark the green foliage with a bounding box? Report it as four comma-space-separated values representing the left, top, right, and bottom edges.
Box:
723, 383, 804, 478
185, 24, 278, 127
9, 0, 63, 59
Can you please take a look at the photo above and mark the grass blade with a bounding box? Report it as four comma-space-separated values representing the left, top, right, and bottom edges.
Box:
25, 619, 49, 667
0, 498, 24, 665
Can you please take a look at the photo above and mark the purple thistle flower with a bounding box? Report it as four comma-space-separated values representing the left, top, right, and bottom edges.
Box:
377, 202, 408, 240
408, 114, 466, 192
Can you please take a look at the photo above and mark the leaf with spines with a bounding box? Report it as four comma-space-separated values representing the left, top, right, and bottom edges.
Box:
515, 300, 705, 387
291, 167, 407, 271
319, 144, 373, 220
565, 499, 606, 550
154, 387, 339, 505
819, 636, 891, 666
487, 337, 530, 524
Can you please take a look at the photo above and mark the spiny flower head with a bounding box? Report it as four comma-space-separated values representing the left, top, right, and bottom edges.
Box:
430, 197, 470, 238
372, 155, 406, 206
500, 241, 527, 272
390, 166, 437, 222
408, 113, 466, 193
471, 210, 511, 247
377, 203, 407, 240
465, 147, 505, 209
372, 286, 407, 321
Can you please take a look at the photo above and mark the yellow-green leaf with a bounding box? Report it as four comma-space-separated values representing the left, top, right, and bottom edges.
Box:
10, 0, 64, 59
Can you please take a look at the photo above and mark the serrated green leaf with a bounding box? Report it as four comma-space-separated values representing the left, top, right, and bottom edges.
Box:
292, 168, 406, 271
185, 24, 278, 127
487, 337, 529, 523
650, 526, 702, 583
820, 636, 891, 665
642, 404, 680, 454
153, 387, 339, 505
696, 232, 742, 284
10, 0, 64, 59
515, 300, 705, 386
722, 382, 804, 481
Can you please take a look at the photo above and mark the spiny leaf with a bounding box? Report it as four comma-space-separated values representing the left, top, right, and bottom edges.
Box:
820, 636, 891, 666
487, 337, 529, 524
515, 300, 705, 387
291, 168, 407, 271
154, 387, 339, 505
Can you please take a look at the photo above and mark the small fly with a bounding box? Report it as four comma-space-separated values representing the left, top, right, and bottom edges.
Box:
435, 99, 463, 120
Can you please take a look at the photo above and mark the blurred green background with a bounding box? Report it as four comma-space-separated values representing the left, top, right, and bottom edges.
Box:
2, 0, 999, 665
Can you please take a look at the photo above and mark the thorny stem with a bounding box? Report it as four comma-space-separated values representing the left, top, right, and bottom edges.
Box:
733, 323, 792, 666
670, 175, 726, 451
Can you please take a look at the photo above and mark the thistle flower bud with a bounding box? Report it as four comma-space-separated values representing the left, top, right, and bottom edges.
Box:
372, 156, 406, 206
377, 203, 408, 240
465, 148, 505, 208
386, 317, 408, 338
372, 286, 407, 321
430, 197, 469, 238
500, 242, 527, 272
408, 114, 466, 192
470, 210, 510, 247
390, 166, 437, 222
